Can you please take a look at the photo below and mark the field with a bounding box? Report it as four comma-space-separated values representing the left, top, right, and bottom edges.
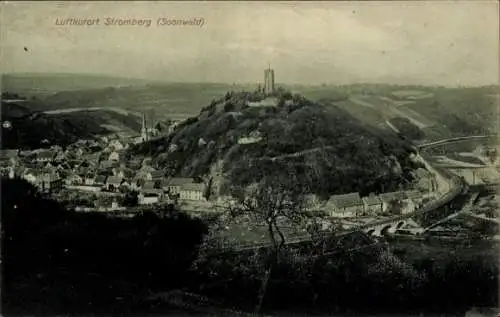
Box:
332, 99, 388, 128
391, 90, 435, 100
446, 153, 486, 165
295, 84, 498, 141
2, 73, 245, 120
3, 74, 498, 142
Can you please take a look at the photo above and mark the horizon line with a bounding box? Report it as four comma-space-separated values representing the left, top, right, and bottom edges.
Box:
2, 71, 499, 89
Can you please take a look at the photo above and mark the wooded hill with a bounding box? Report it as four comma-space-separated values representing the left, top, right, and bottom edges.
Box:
129, 90, 421, 198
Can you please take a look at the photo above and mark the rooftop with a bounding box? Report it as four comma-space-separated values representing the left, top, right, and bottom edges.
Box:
142, 180, 156, 191
37, 150, 56, 159
379, 191, 406, 202
166, 177, 193, 187
150, 170, 165, 179
180, 182, 205, 192
106, 176, 123, 185
404, 189, 422, 199
95, 175, 107, 183
363, 195, 382, 205
0, 149, 19, 160
329, 192, 363, 209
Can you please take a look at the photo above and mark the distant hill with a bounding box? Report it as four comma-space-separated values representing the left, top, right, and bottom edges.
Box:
2, 74, 244, 119
1, 93, 141, 149
1, 73, 157, 97
129, 90, 421, 198
292, 84, 499, 141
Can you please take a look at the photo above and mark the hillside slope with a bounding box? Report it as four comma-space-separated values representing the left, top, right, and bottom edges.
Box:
130, 91, 421, 197
1, 94, 141, 149
295, 84, 498, 142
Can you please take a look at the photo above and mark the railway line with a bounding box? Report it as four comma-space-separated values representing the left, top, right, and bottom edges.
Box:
208, 136, 488, 254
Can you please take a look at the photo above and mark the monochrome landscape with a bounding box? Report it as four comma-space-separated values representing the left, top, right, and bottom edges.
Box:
1, 2, 499, 317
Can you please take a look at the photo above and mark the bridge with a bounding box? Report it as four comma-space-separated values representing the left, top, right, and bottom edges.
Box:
211, 166, 464, 253
463, 212, 500, 225
211, 136, 483, 253
418, 135, 496, 149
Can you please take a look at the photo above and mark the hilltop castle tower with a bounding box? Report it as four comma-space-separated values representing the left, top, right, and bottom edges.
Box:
141, 112, 148, 142
264, 64, 275, 95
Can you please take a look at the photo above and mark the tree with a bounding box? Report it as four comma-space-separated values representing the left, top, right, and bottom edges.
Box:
121, 190, 139, 207
227, 167, 316, 313
204, 177, 214, 201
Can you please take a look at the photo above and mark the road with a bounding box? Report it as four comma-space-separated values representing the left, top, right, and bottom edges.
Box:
43, 107, 142, 117
251, 146, 335, 163
422, 192, 479, 233
213, 135, 477, 253
418, 135, 495, 148
463, 212, 500, 225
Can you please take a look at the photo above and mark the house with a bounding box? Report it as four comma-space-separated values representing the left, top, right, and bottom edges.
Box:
24, 171, 63, 193
130, 179, 144, 191
215, 195, 235, 207
140, 180, 163, 193
112, 167, 134, 180
150, 170, 165, 181
56, 162, 72, 171
65, 173, 84, 185
108, 151, 121, 162
108, 134, 119, 141
84, 174, 96, 185
379, 191, 419, 215
73, 147, 87, 157
238, 131, 263, 145
138, 192, 160, 205
163, 177, 193, 195
304, 194, 323, 210
247, 97, 278, 108
94, 175, 108, 186
326, 192, 364, 218
54, 151, 67, 162
179, 182, 206, 201
39, 173, 64, 193
168, 143, 179, 153
379, 191, 405, 212
119, 180, 131, 191
0, 149, 19, 166
404, 190, 423, 204
13, 166, 26, 178
100, 160, 118, 170
128, 159, 142, 170
35, 150, 56, 163
73, 165, 89, 176
22, 169, 38, 184
109, 139, 124, 151
0, 166, 15, 179
106, 176, 123, 191
363, 195, 383, 214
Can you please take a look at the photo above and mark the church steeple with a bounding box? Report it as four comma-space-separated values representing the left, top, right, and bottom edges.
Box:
141, 112, 148, 142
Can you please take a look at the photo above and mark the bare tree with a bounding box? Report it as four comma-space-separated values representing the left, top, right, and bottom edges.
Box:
227, 169, 320, 314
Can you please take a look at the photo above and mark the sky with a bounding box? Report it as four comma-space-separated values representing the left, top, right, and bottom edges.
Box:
1, 1, 498, 86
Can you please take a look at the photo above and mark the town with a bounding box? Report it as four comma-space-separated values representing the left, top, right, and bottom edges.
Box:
0, 67, 453, 224
2, 2, 499, 315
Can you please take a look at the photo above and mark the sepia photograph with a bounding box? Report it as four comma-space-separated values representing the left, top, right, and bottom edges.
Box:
0, 1, 499, 316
